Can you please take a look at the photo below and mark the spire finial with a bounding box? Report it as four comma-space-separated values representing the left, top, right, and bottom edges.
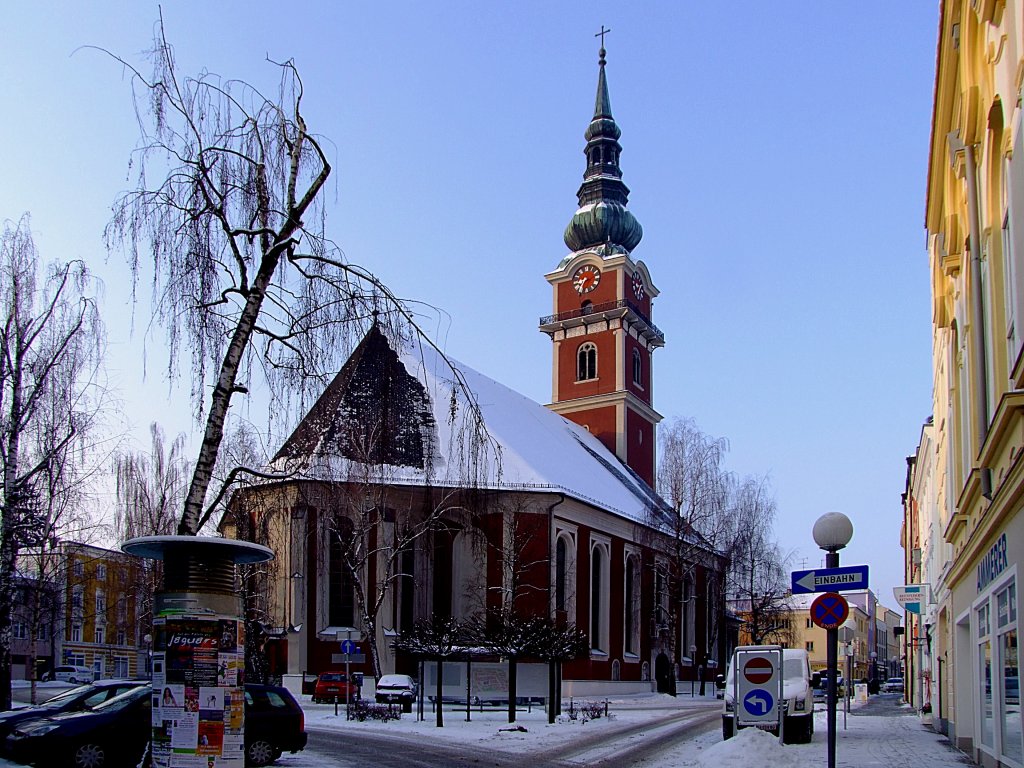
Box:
595, 25, 611, 65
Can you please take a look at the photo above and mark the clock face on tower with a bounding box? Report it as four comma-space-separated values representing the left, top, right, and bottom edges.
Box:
631, 270, 645, 300
572, 265, 601, 294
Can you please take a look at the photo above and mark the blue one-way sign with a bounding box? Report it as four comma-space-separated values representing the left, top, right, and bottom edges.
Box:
791, 565, 869, 594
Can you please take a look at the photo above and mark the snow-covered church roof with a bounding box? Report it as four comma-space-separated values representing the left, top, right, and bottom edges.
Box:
270, 325, 668, 525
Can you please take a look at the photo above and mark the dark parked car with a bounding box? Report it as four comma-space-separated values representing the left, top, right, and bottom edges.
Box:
4, 683, 307, 768
374, 674, 417, 705
4, 684, 150, 768
0, 681, 147, 741
243, 683, 308, 767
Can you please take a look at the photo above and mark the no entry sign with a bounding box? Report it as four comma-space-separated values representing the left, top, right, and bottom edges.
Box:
810, 592, 850, 630
734, 646, 782, 730
743, 656, 775, 685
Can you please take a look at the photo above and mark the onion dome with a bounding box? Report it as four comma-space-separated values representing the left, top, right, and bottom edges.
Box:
564, 46, 643, 254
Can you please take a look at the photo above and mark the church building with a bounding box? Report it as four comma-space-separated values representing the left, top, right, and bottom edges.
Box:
223, 46, 727, 696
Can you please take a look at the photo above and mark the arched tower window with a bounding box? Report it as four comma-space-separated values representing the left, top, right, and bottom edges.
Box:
632, 348, 642, 386
578, 342, 597, 381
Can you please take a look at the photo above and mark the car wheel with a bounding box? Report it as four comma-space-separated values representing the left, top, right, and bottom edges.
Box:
247, 739, 277, 767
71, 742, 107, 768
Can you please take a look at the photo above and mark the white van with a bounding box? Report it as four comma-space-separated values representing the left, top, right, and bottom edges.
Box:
51, 665, 95, 684
722, 647, 814, 743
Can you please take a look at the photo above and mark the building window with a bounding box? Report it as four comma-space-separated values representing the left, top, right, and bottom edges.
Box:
12, 622, 27, 640
681, 577, 693, 659
805, 641, 814, 652
632, 348, 642, 386
73, 560, 84, 578
71, 586, 83, 617
71, 624, 82, 643
35, 624, 47, 641
556, 538, 568, 613
577, 342, 597, 381
113, 657, 129, 678
624, 554, 640, 655
590, 547, 603, 650
116, 630, 126, 647
96, 564, 106, 581
581, 300, 594, 315
654, 567, 667, 626
68, 653, 85, 666
589, 539, 611, 654
328, 530, 356, 627
806, 618, 813, 629
95, 591, 106, 618
94, 626, 105, 645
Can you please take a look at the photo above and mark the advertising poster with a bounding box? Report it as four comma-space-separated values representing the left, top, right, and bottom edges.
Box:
151, 615, 245, 768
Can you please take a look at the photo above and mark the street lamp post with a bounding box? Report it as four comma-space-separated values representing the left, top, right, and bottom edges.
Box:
813, 512, 853, 768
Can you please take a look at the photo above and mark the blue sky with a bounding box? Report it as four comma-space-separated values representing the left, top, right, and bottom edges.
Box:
0, 2, 938, 606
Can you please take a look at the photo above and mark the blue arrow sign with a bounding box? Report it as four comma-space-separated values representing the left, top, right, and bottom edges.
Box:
743, 689, 774, 716
791, 565, 869, 594
340, 639, 356, 654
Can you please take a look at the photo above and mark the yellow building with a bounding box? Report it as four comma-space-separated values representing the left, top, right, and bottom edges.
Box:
922, 1, 1024, 764
61, 543, 145, 679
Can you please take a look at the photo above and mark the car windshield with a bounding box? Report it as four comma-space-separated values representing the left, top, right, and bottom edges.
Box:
40, 685, 92, 707
783, 659, 805, 678
90, 685, 148, 712
320, 674, 346, 682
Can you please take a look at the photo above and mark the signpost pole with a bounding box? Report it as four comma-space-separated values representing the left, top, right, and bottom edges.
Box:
812, 512, 853, 768
826, 550, 839, 768
346, 629, 352, 721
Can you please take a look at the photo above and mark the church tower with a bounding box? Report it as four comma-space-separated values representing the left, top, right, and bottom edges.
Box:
539, 44, 664, 488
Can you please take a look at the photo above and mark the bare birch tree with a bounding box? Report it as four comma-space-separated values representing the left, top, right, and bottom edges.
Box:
103, 17, 481, 536
645, 417, 731, 683
729, 476, 794, 646
0, 216, 104, 709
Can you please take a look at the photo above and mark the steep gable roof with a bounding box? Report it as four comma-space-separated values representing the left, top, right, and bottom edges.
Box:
270, 326, 672, 525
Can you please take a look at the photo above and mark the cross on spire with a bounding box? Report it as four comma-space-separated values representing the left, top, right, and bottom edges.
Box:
595, 25, 611, 60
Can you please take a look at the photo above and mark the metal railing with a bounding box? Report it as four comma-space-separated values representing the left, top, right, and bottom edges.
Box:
539, 299, 664, 342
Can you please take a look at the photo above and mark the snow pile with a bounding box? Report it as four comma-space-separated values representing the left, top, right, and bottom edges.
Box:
692, 728, 805, 768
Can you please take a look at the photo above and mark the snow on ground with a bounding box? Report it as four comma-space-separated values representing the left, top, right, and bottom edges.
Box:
301, 691, 710, 753
0, 689, 975, 768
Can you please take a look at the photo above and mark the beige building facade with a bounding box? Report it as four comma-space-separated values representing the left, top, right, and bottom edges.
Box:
916, 2, 1024, 765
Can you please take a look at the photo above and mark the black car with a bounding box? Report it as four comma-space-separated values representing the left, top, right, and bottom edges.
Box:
5, 685, 150, 768
243, 684, 307, 766
0, 681, 148, 741
4, 683, 307, 768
